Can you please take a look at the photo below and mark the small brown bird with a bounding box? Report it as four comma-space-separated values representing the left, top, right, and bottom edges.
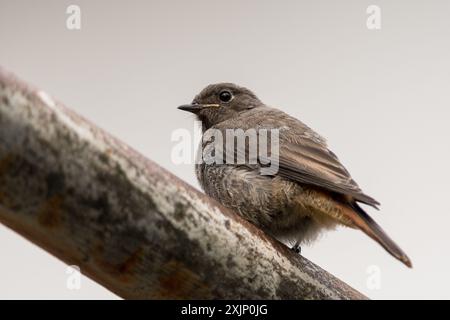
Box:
178, 83, 412, 268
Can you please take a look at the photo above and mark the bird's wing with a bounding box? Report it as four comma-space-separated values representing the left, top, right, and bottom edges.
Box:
212, 106, 380, 207
274, 139, 380, 207
221, 130, 379, 207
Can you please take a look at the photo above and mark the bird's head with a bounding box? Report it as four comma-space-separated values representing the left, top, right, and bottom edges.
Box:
178, 83, 262, 130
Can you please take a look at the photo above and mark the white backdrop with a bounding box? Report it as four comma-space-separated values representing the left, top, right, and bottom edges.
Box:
1, 0, 449, 299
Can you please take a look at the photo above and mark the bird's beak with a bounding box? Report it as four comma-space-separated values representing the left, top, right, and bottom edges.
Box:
178, 103, 220, 113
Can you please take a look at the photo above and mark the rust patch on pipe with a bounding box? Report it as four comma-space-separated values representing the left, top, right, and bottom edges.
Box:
0, 154, 14, 177
37, 195, 63, 228
117, 247, 144, 278
156, 260, 211, 299
93, 243, 145, 283
0, 191, 6, 204
0, 155, 15, 207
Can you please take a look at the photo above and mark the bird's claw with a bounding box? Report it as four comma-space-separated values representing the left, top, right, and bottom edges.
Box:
291, 243, 301, 255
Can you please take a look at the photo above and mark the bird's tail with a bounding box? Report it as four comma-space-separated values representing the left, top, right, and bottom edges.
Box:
344, 202, 412, 268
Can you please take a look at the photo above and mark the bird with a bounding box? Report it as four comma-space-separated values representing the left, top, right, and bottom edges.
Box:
178, 83, 412, 268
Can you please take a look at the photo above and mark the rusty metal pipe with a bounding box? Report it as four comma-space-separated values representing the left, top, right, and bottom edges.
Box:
0, 67, 366, 299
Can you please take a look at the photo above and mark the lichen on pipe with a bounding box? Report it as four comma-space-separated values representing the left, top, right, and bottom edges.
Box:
0, 67, 366, 299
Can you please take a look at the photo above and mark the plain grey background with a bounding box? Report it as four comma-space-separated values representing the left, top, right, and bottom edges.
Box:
1, 0, 449, 299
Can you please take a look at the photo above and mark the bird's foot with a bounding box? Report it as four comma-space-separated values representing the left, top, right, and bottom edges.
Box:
291, 243, 302, 255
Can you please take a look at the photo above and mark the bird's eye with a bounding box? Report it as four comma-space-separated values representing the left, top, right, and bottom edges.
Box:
218, 90, 233, 103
